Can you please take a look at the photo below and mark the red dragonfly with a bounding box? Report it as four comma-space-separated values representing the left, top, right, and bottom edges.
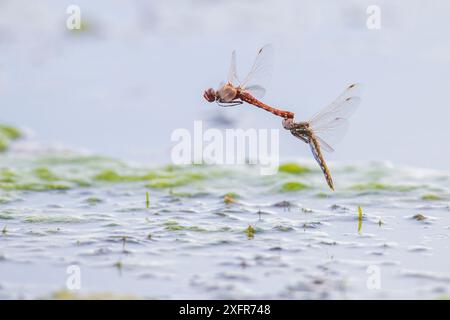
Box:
203, 45, 294, 119
282, 84, 362, 190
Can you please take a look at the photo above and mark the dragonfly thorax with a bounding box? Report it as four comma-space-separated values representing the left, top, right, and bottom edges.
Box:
217, 83, 238, 102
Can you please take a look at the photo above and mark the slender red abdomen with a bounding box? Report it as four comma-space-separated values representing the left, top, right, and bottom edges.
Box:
238, 92, 294, 119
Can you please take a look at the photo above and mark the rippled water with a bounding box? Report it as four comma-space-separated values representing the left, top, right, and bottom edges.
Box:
0, 141, 449, 299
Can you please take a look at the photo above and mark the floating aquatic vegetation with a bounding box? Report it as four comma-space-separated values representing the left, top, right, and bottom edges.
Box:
0, 212, 14, 220
0, 124, 22, 152
93, 169, 158, 182
33, 167, 60, 181
85, 197, 103, 205
281, 181, 308, 192
0, 182, 71, 191
315, 192, 329, 198
358, 206, 363, 233
278, 163, 310, 174
351, 182, 418, 192
273, 225, 294, 232
164, 220, 207, 232
169, 190, 193, 198
421, 194, 442, 201
224, 194, 236, 204
244, 225, 256, 239
412, 214, 427, 221
49, 289, 139, 300
23, 215, 83, 223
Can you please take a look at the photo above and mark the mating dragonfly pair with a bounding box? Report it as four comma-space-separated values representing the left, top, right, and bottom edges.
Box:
203, 45, 361, 190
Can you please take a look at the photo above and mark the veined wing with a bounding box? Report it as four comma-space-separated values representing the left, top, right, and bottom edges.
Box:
309, 84, 362, 152
239, 44, 274, 100
227, 50, 240, 86
310, 83, 362, 125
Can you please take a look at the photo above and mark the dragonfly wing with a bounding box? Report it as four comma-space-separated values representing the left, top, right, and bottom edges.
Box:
244, 85, 266, 100
312, 117, 350, 150
308, 84, 361, 150
240, 44, 274, 99
310, 84, 362, 124
315, 135, 335, 153
227, 50, 240, 86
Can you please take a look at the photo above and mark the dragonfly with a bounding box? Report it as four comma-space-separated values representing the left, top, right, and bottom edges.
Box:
203, 44, 295, 119
282, 83, 362, 190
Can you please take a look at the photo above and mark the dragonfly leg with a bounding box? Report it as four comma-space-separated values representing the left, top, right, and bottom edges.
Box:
217, 100, 243, 107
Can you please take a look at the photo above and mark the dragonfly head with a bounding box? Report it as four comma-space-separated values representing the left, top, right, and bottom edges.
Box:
203, 88, 217, 103
282, 118, 294, 130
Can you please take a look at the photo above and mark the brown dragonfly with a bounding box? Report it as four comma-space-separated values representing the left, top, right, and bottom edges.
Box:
282, 84, 362, 190
203, 44, 294, 119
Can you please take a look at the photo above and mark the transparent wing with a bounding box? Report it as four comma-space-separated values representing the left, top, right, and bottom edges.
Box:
227, 50, 240, 86
308, 84, 362, 151
311, 116, 351, 152
315, 136, 335, 153
310, 84, 362, 125
244, 85, 266, 100
240, 44, 274, 99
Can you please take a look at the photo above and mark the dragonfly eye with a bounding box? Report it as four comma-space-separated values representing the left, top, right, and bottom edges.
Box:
203, 88, 216, 102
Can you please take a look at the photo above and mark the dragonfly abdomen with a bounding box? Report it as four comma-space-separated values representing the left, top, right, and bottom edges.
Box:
310, 137, 334, 191
238, 92, 294, 119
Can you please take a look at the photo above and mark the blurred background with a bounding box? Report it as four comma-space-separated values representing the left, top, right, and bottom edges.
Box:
1, 0, 449, 170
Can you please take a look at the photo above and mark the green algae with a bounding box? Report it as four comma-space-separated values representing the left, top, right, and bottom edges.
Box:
274, 225, 294, 232
33, 167, 60, 181
0, 125, 21, 140
169, 190, 193, 197
281, 181, 309, 192
0, 211, 14, 220
421, 194, 442, 201
0, 182, 71, 191
315, 192, 329, 198
146, 173, 204, 189
278, 163, 310, 174
0, 169, 17, 183
244, 225, 256, 239
350, 182, 418, 192
164, 220, 207, 232
0, 125, 22, 152
85, 197, 103, 205
93, 169, 158, 182
0, 139, 8, 152
23, 215, 83, 223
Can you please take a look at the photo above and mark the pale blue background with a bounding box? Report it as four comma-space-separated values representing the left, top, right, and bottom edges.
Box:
1, 0, 449, 170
